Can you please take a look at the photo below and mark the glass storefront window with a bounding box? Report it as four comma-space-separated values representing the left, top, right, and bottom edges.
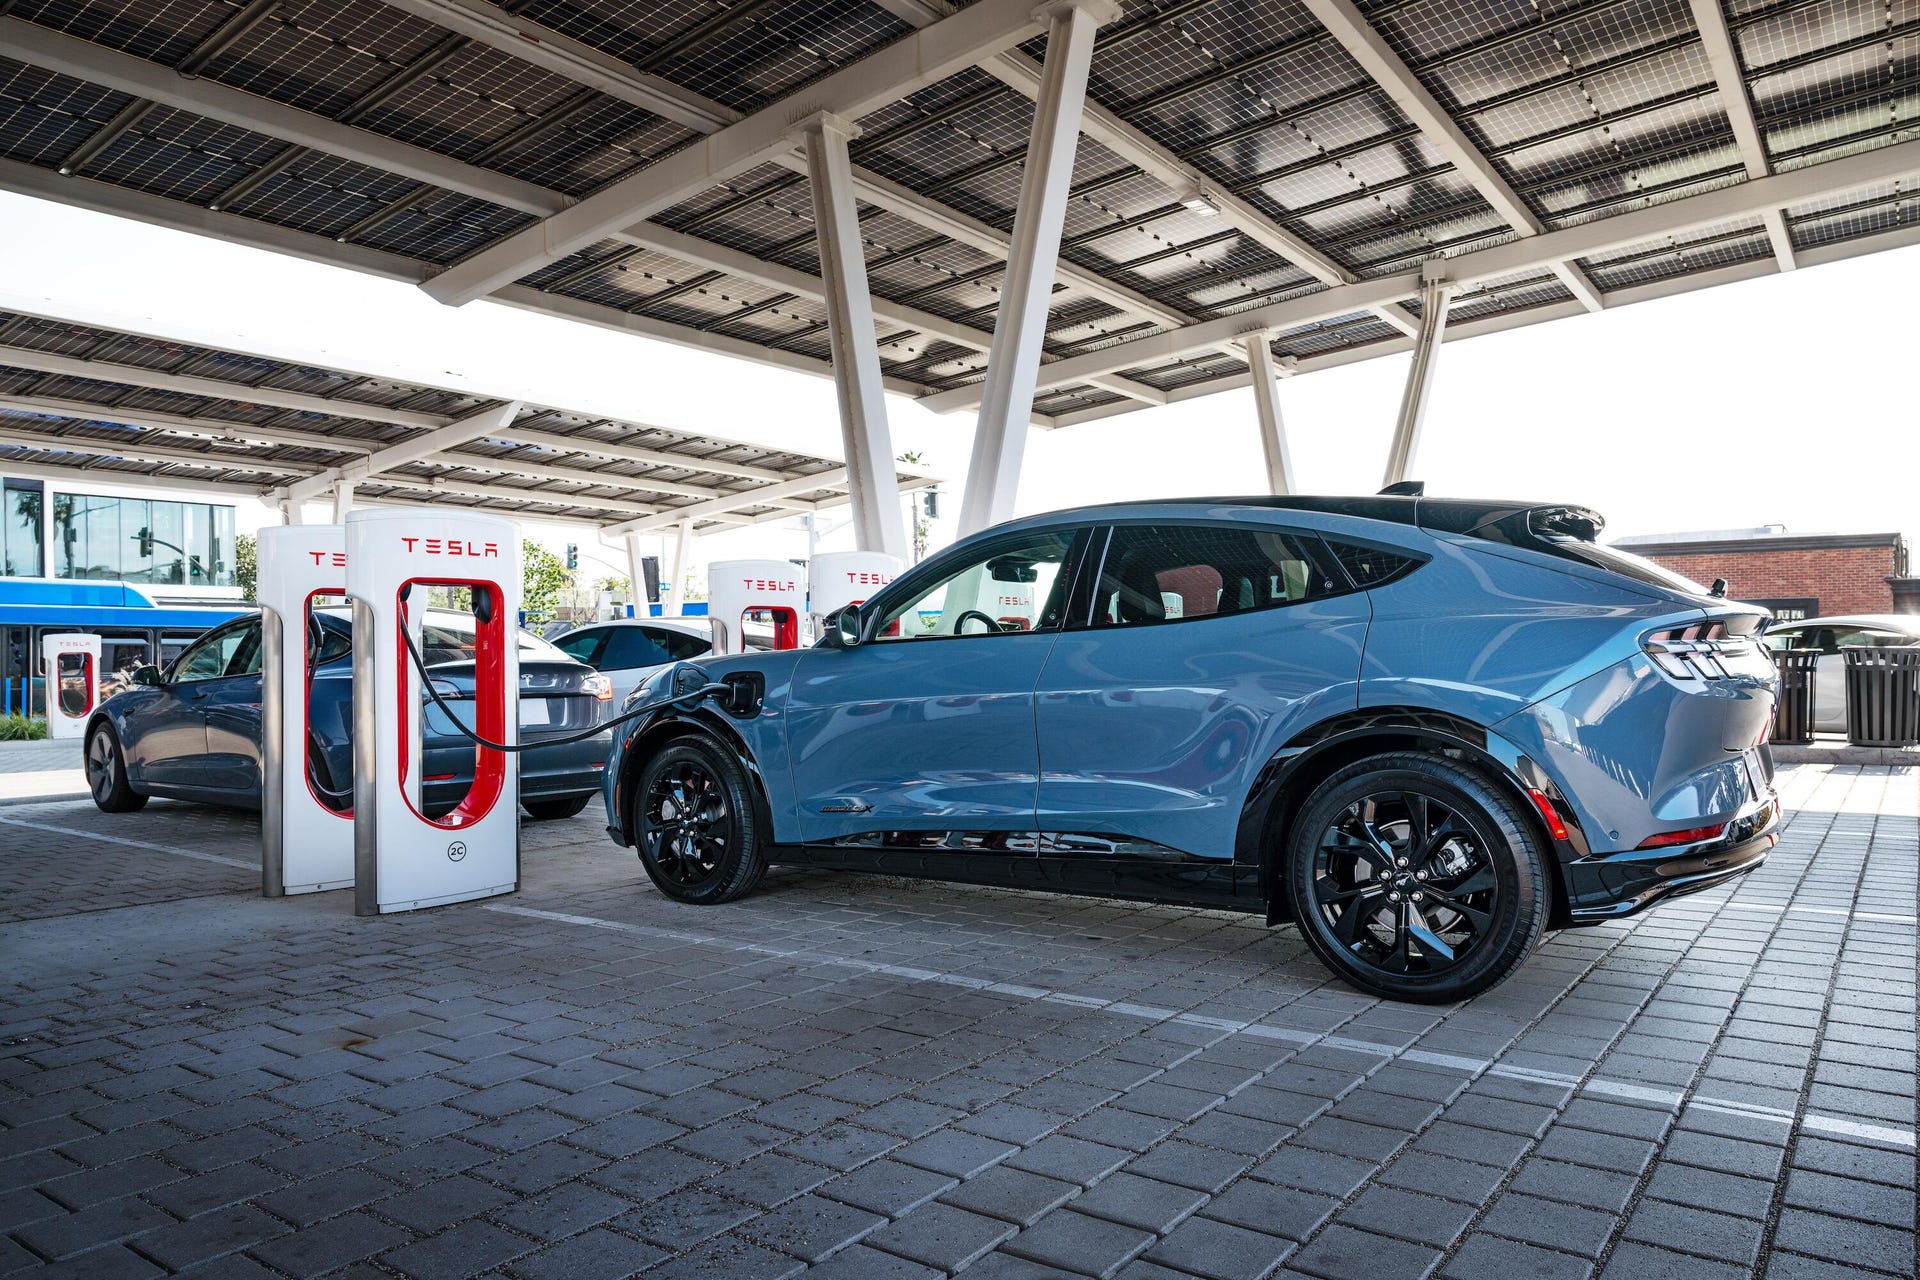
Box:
2, 485, 42, 577
46, 492, 236, 587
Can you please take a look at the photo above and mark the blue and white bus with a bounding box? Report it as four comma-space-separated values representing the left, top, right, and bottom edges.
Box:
0, 579, 248, 716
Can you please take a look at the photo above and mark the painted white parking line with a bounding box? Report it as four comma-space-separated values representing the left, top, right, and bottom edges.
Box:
0, 814, 257, 870
488, 903, 1917, 1152
1723, 901, 1919, 925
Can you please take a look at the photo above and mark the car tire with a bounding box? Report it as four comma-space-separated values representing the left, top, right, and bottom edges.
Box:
631, 736, 767, 904
1286, 752, 1548, 1003
523, 794, 592, 821
86, 722, 148, 814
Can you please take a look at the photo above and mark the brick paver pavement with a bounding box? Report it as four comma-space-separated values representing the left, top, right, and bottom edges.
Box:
1, 763, 1912, 1279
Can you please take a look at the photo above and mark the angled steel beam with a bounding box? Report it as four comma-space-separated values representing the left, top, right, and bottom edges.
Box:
1300, 0, 1607, 314
605, 470, 851, 537
800, 113, 908, 560
377, 0, 739, 132
331, 479, 356, 522
276, 398, 524, 503
0, 394, 377, 454
421, 0, 1054, 305
957, 0, 1119, 536
1243, 335, 1296, 496
1383, 268, 1452, 486
0, 457, 270, 500
0, 426, 321, 476
1689, 0, 1796, 270
0, 345, 445, 430
916, 135, 1920, 411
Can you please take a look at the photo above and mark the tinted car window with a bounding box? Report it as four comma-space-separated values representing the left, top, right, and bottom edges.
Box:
601, 627, 675, 670
173, 623, 248, 682
227, 621, 262, 677
1324, 538, 1421, 588
874, 530, 1079, 640
645, 627, 710, 661
553, 628, 606, 665
311, 624, 351, 666
1092, 525, 1330, 627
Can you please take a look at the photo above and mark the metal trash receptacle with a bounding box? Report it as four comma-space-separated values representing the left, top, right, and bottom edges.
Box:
1770, 648, 1820, 744
1841, 646, 1920, 747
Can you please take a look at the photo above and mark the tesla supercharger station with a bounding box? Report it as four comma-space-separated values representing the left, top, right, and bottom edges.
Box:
346, 508, 522, 916
40, 633, 100, 740
708, 559, 808, 655
810, 551, 903, 635
258, 524, 353, 897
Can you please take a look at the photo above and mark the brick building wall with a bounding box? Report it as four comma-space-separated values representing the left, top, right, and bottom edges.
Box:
1619, 533, 1908, 617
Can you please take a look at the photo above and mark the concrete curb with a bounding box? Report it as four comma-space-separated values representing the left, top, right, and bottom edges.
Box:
1772, 741, 1920, 766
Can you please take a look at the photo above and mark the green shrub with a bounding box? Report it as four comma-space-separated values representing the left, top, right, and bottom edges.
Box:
0, 714, 49, 742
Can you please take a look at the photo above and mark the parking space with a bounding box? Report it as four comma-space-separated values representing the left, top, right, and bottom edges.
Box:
1, 763, 1913, 1280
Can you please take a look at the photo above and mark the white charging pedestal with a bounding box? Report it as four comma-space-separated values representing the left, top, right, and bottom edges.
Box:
345, 509, 523, 916
41, 633, 100, 740
707, 559, 808, 654
258, 525, 354, 897
809, 551, 903, 635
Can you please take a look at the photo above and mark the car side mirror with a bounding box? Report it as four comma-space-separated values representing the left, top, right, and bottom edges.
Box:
828, 604, 865, 649
130, 664, 164, 687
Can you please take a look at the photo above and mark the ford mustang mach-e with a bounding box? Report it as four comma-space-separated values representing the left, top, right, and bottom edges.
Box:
601, 496, 1779, 1001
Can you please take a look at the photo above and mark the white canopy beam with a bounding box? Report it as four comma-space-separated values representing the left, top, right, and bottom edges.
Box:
916, 136, 1920, 411
666, 519, 694, 615
1300, 0, 1605, 314
605, 469, 852, 536
1688, 0, 1796, 271
276, 399, 524, 503
0, 427, 319, 477
957, 0, 1120, 536
1383, 269, 1453, 486
421, 0, 1054, 306
1243, 334, 1297, 496
0, 457, 268, 500
800, 113, 909, 561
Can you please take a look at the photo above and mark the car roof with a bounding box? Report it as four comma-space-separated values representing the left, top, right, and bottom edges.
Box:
981, 494, 1600, 542
559, 617, 710, 636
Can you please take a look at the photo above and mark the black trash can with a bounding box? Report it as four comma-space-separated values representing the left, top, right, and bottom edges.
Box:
1770, 648, 1821, 745
1841, 646, 1920, 747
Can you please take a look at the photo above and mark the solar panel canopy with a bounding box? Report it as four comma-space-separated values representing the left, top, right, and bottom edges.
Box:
0, 0, 1913, 430
0, 306, 924, 533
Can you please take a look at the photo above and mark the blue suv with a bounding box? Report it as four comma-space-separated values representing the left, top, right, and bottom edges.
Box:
602, 496, 1780, 1001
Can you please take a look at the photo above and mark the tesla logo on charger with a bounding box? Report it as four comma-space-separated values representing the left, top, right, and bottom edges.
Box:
306, 551, 348, 567
843, 571, 893, 586
399, 538, 500, 558
741, 578, 796, 592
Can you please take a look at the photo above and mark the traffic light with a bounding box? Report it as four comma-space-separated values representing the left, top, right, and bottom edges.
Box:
923, 488, 940, 519
565, 543, 578, 570
134, 526, 154, 558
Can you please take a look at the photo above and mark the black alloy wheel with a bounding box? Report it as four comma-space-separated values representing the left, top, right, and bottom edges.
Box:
633, 737, 766, 904
1289, 754, 1546, 1002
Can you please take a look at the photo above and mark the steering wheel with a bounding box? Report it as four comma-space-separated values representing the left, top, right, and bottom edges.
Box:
954, 610, 1000, 635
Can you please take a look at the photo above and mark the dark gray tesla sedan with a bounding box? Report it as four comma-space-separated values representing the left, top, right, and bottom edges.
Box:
602, 495, 1781, 1002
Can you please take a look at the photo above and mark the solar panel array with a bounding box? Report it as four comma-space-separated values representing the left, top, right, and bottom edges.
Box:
0, 0, 1913, 429
0, 308, 890, 530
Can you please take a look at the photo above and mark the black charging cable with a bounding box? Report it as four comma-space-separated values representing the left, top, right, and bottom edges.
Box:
397, 619, 724, 754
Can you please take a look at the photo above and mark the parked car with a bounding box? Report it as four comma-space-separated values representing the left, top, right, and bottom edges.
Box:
1762, 614, 1920, 733
600, 496, 1781, 1003
551, 618, 714, 705
84, 608, 613, 820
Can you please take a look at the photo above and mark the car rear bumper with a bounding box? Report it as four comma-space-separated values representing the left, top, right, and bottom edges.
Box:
1563, 797, 1777, 924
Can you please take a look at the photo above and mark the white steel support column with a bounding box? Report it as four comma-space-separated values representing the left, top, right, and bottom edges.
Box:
666, 519, 694, 615
331, 480, 356, 522
624, 532, 647, 614
957, 0, 1121, 536
799, 113, 908, 562
1383, 268, 1454, 488
280, 498, 306, 526
1243, 333, 1298, 496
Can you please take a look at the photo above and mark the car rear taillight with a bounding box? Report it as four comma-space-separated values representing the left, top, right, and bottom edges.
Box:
1642, 622, 1753, 680
583, 675, 614, 701
1637, 822, 1727, 849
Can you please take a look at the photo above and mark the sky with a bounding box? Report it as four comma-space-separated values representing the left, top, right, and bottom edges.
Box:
2, 187, 1917, 591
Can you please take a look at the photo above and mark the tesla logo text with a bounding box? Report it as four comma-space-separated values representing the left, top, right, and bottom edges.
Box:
307, 551, 348, 567
741, 578, 796, 592
843, 571, 892, 585
400, 538, 500, 557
